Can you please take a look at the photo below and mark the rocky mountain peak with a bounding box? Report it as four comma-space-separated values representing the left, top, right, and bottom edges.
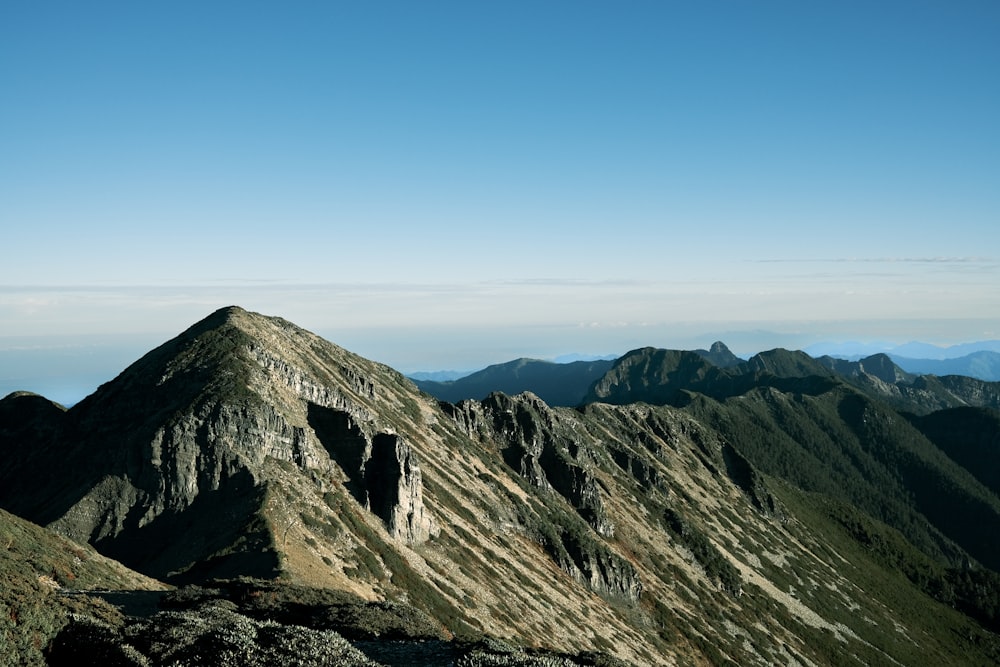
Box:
696, 341, 744, 368
0, 307, 438, 582
709, 341, 729, 354
857, 353, 912, 383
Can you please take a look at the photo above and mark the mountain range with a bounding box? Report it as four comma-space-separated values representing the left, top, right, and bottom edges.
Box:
411, 344, 1000, 399
886, 351, 1000, 381
2, 306, 999, 665
802, 341, 1000, 381
414, 341, 1000, 408
803, 338, 1000, 359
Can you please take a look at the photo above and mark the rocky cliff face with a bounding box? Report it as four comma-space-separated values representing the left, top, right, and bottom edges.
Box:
460, 392, 614, 534
442, 392, 639, 601
314, 409, 437, 545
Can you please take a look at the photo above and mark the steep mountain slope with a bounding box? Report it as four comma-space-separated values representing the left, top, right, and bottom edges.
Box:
584, 347, 734, 406
908, 406, 1000, 496
413, 357, 614, 407
684, 387, 1000, 570
1, 307, 443, 584
816, 354, 1000, 414
2, 307, 1000, 665
590, 349, 1000, 571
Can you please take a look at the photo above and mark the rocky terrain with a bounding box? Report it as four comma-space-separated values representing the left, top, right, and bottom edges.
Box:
1, 306, 999, 665
0, 506, 167, 665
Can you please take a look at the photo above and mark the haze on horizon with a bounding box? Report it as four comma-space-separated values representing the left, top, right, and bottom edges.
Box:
2, 1, 999, 403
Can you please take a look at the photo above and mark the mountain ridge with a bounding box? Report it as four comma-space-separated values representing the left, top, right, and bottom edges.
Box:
889, 350, 1000, 381
2, 306, 1000, 665
804, 339, 1000, 360
412, 356, 614, 407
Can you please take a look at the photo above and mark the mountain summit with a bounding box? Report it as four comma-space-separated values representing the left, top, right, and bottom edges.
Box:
1, 306, 438, 582
2, 306, 1000, 665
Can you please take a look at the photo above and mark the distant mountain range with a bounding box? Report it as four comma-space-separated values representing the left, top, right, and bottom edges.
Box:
805, 339, 1000, 359
803, 340, 1000, 381
412, 341, 1000, 406
406, 353, 619, 385
2, 309, 1000, 665
411, 357, 616, 406
887, 350, 1000, 381
407, 343, 1000, 400
405, 369, 473, 382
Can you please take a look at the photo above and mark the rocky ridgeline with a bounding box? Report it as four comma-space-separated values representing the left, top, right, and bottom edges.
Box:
1, 308, 656, 660
442, 393, 643, 602
446, 393, 614, 536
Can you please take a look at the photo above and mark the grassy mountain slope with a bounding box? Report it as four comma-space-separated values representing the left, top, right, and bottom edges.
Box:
589, 347, 1000, 571
681, 387, 1000, 572
0, 508, 166, 665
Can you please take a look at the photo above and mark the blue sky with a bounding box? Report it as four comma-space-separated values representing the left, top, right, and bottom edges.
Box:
2, 1, 999, 401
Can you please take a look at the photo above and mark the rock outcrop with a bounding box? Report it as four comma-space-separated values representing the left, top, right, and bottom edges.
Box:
443, 392, 643, 602
307, 404, 437, 544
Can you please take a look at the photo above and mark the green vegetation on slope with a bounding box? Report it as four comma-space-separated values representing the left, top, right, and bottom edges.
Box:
0, 508, 165, 665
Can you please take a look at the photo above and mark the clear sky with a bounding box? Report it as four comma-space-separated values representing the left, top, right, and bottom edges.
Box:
2, 1, 999, 401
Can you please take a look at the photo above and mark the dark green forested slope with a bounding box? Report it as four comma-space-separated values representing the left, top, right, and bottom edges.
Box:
908, 406, 1000, 496
682, 386, 1000, 569
413, 357, 614, 407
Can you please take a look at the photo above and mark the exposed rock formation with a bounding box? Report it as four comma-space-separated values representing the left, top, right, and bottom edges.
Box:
453, 392, 617, 538
442, 392, 640, 601
48, 600, 382, 667
307, 404, 437, 544
0, 307, 438, 582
